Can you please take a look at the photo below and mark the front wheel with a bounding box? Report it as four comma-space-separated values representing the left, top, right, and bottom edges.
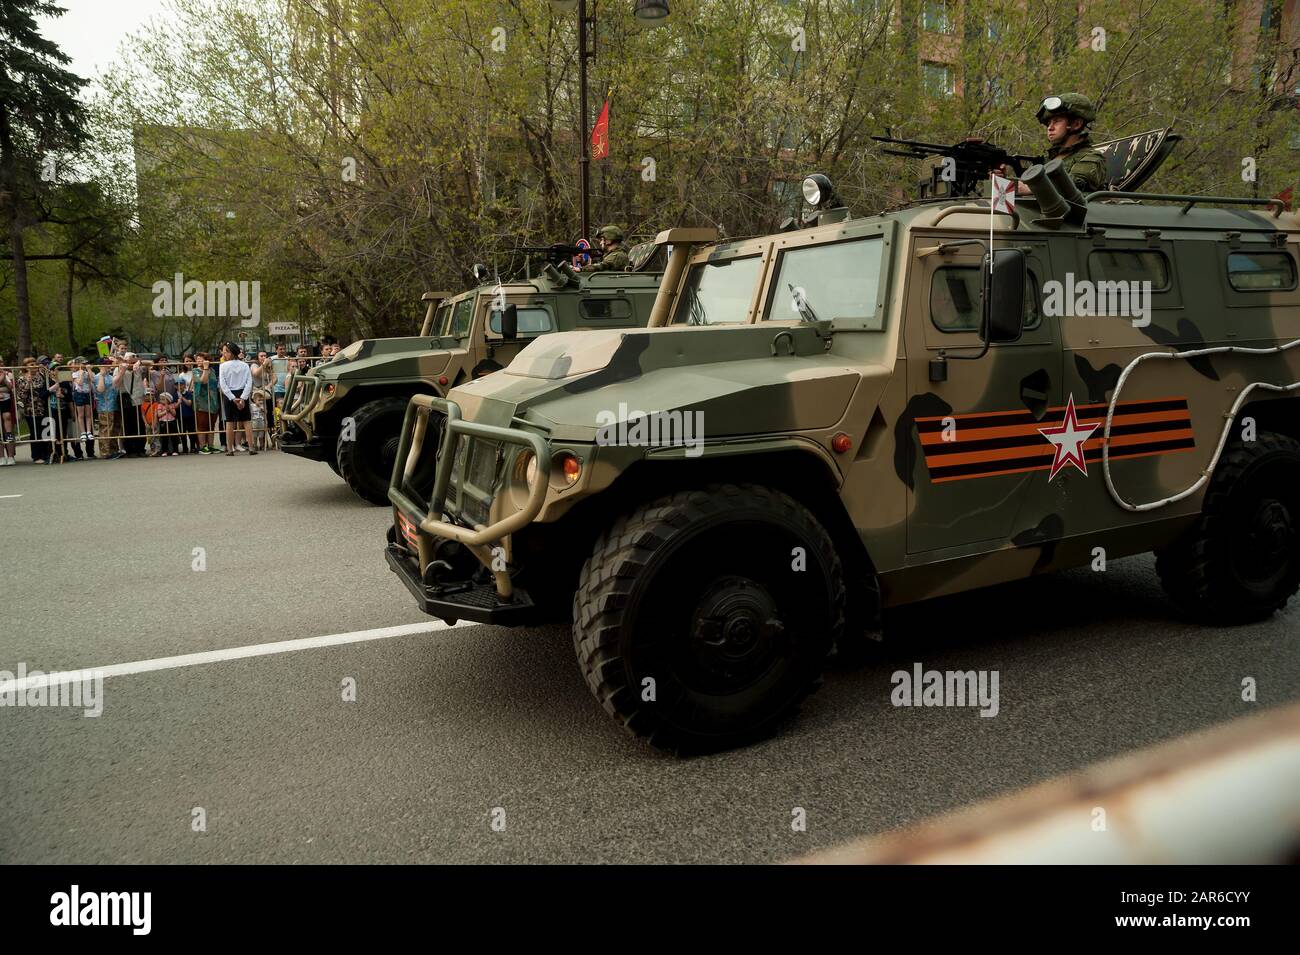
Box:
1156, 430, 1300, 623
336, 397, 441, 505
572, 484, 843, 753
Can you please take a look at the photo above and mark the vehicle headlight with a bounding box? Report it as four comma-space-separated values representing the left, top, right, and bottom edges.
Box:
524, 452, 539, 488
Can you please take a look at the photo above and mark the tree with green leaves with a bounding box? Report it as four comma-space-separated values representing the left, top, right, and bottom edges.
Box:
0, 0, 89, 357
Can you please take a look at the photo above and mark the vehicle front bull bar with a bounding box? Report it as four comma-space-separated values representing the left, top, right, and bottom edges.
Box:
280, 373, 320, 424
388, 394, 549, 599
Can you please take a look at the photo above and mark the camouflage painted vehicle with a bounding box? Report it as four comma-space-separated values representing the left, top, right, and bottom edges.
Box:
386, 159, 1300, 752
280, 270, 662, 503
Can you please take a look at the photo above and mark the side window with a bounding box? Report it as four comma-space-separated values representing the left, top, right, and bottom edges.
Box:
930, 267, 1041, 333
1088, 249, 1170, 290
579, 298, 633, 321
1227, 251, 1297, 291
671, 256, 763, 325
765, 237, 883, 327
489, 306, 554, 336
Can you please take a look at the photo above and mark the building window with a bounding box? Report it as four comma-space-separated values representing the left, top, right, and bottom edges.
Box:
922, 0, 954, 34
987, 76, 1009, 106
922, 62, 955, 97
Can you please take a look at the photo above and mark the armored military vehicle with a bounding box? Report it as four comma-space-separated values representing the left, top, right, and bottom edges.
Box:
385, 132, 1300, 751
280, 264, 662, 504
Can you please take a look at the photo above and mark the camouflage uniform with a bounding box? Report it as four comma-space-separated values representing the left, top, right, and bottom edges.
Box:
1048, 135, 1106, 194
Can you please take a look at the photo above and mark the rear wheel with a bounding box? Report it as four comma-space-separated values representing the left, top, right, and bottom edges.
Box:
336, 397, 440, 505
1156, 430, 1300, 623
572, 484, 843, 753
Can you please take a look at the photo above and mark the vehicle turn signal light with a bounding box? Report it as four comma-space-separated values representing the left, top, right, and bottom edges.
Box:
558, 452, 582, 485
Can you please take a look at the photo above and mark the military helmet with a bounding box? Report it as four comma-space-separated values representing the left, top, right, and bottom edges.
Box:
1036, 92, 1096, 126
597, 225, 625, 242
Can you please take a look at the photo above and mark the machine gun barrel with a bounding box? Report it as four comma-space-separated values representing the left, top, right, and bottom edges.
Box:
872, 135, 953, 152
515, 244, 603, 260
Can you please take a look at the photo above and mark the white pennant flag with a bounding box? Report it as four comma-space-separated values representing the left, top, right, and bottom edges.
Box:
991, 174, 1016, 214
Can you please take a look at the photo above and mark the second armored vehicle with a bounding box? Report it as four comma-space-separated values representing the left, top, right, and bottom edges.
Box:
281, 267, 662, 503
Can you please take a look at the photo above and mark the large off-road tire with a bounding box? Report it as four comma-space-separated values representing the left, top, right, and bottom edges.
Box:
336, 397, 440, 505
572, 484, 843, 753
327, 453, 341, 476
1156, 430, 1300, 624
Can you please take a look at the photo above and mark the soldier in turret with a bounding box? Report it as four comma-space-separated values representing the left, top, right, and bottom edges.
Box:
586, 225, 631, 272
999, 93, 1106, 196
1036, 93, 1105, 193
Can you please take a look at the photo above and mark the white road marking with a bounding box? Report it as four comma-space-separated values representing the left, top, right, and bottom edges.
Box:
0, 494, 21, 499
0, 620, 479, 694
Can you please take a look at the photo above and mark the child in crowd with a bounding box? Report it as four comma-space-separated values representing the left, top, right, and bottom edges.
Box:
155, 392, 179, 456
141, 383, 160, 456
250, 389, 270, 451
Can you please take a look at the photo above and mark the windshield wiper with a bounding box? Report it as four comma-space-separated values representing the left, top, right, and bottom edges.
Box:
688, 294, 707, 326
789, 283, 820, 323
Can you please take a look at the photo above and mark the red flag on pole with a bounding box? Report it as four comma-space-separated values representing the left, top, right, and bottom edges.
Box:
591, 98, 610, 161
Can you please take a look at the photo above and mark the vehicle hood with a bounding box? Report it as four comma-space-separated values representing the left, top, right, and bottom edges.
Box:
448, 326, 862, 441
313, 336, 459, 380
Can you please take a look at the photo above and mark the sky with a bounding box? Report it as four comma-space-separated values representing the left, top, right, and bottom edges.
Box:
37, 0, 177, 89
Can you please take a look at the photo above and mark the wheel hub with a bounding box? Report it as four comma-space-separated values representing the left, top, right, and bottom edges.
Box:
690, 576, 783, 680
1251, 499, 1294, 564
1234, 496, 1297, 584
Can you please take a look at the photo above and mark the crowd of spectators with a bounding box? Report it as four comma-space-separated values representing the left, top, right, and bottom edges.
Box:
0, 339, 329, 466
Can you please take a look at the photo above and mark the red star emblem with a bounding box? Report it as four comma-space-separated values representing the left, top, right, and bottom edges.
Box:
1038, 393, 1099, 481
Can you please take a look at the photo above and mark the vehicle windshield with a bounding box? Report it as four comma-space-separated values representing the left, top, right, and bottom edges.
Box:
765, 237, 884, 328
672, 256, 763, 325
422, 302, 450, 336
439, 296, 475, 339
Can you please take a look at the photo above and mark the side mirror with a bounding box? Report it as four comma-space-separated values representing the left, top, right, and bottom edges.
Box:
982, 248, 1026, 344
500, 304, 518, 341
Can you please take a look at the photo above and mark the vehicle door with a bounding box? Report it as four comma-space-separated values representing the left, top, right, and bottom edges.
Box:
903, 237, 1062, 553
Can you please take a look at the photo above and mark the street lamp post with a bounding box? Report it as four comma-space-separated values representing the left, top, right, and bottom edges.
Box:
550, 0, 670, 242
578, 0, 593, 243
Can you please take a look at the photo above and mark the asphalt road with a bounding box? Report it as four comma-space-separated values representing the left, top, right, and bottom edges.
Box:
1, 450, 1297, 863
